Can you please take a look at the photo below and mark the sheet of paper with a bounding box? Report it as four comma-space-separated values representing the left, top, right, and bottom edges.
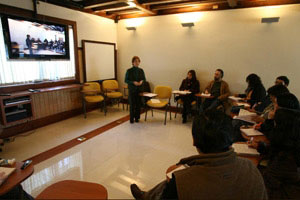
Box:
238, 109, 256, 117
229, 96, 243, 101
150, 99, 161, 103
233, 109, 256, 124
232, 143, 260, 156
240, 128, 264, 136
143, 93, 157, 97
236, 102, 250, 108
201, 93, 211, 97
233, 115, 256, 124
172, 90, 191, 95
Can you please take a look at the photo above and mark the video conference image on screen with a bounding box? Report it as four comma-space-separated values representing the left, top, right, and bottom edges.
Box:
7, 18, 67, 58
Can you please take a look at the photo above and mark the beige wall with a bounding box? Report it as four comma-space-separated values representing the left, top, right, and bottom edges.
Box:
1, 1, 300, 98
0, 0, 117, 47
117, 4, 300, 100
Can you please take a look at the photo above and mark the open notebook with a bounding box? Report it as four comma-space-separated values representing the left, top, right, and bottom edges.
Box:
240, 128, 264, 136
233, 109, 256, 124
0, 167, 16, 185
232, 143, 260, 156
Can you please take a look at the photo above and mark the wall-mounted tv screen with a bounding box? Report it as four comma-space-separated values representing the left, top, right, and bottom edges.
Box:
1, 15, 70, 60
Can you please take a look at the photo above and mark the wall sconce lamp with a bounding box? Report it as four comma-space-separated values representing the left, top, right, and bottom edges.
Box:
126, 26, 136, 30
261, 17, 280, 23
181, 22, 194, 27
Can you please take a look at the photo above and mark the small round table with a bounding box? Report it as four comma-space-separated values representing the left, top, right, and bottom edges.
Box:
36, 180, 108, 199
0, 161, 34, 196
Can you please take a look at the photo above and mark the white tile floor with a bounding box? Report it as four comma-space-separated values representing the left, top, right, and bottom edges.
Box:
2, 106, 197, 198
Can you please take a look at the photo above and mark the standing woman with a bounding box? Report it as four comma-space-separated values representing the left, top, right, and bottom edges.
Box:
178, 70, 200, 123
125, 56, 146, 124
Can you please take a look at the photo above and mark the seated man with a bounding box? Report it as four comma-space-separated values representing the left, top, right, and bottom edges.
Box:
255, 76, 290, 113
200, 69, 230, 112
130, 110, 267, 200
275, 75, 289, 87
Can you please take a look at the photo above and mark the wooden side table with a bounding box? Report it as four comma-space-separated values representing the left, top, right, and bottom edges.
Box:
0, 161, 34, 196
36, 180, 108, 199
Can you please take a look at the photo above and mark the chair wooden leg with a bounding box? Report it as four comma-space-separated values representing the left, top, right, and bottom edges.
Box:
151, 109, 153, 117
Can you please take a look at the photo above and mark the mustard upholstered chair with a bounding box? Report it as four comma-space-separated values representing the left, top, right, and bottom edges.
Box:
81, 82, 106, 118
145, 85, 172, 125
174, 99, 197, 118
102, 80, 123, 108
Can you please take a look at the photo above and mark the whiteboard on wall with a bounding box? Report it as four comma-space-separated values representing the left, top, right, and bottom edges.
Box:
82, 40, 116, 82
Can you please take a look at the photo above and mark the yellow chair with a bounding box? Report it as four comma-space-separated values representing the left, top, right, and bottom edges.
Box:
81, 82, 106, 118
174, 98, 196, 118
145, 85, 172, 125
102, 80, 123, 108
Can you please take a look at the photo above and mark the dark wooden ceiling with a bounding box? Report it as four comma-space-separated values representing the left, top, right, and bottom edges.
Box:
38, 0, 300, 21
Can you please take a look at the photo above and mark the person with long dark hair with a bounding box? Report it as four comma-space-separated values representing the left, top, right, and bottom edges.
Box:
177, 70, 200, 123
236, 73, 266, 108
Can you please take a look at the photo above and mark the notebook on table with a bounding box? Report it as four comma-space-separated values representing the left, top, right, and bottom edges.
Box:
240, 128, 264, 136
233, 109, 256, 124
232, 143, 260, 156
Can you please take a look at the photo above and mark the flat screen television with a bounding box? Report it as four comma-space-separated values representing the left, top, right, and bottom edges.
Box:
1, 15, 70, 60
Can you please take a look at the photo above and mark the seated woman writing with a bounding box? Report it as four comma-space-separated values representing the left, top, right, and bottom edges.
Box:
176, 70, 200, 123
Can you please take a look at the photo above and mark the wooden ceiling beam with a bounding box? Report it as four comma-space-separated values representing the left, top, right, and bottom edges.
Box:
142, 0, 187, 5
95, 6, 132, 12
151, 0, 226, 10
92, 2, 129, 11
107, 8, 142, 15
84, 0, 127, 9
121, 0, 300, 19
133, 0, 157, 15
